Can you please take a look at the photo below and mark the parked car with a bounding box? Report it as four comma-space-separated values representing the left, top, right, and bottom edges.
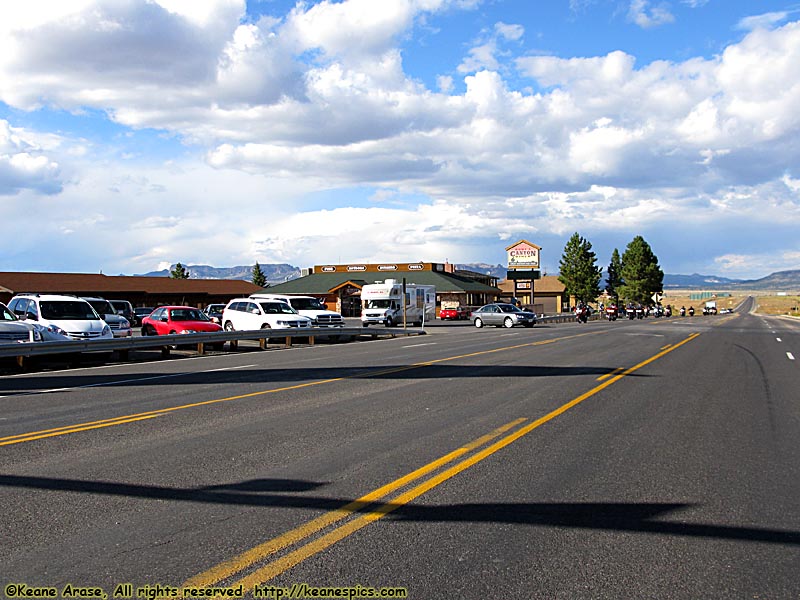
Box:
1, 301, 45, 344
439, 305, 470, 320
222, 298, 313, 331
109, 299, 135, 327
249, 294, 345, 328
7, 294, 113, 341
133, 307, 155, 326
82, 297, 132, 338
204, 303, 226, 325
471, 303, 537, 328
141, 306, 223, 348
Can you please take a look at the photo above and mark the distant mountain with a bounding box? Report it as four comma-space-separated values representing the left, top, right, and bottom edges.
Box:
456, 263, 508, 280
663, 273, 744, 289
660, 270, 800, 291
136, 264, 301, 285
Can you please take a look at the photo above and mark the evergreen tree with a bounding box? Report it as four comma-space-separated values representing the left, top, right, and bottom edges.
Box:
618, 236, 664, 304
170, 262, 190, 279
605, 248, 623, 301
558, 232, 602, 304
252, 262, 267, 287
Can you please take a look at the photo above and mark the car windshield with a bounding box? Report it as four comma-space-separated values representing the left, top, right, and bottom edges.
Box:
498, 304, 523, 313
1, 304, 17, 321
260, 302, 298, 315
87, 300, 116, 315
289, 298, 324, 310
40, 301, 100, 320
366, 299, 392, 309
170, 309, 208, 321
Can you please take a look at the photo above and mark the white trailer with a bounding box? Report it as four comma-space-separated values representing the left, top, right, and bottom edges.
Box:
361, 279, 435, 327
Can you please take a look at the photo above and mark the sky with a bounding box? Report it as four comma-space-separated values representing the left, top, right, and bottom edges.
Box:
1, 0, 799, 280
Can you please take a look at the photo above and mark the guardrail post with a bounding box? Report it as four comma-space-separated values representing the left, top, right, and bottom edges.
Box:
285, 336, 292, 347
309, 335, 315, 346
161, 346, 171, 358
197, 342, 205, 355
259, 338, 267, 350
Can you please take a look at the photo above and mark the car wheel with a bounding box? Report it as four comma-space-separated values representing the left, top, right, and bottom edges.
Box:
474, 317, 483, 328
261, 323, 272, 329
503, 317, 514, 328
385, 316, 393, 327
224, 321, 235, 331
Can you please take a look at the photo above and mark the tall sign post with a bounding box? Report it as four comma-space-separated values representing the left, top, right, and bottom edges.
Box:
506, 240, 542, 308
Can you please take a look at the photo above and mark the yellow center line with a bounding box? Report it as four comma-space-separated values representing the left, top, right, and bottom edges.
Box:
2, 330, 603, 447
596, 367, 624, 381
181, 418, 527, 589
191, 331, 701, 591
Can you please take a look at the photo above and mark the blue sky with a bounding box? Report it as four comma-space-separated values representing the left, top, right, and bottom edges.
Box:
1, 0, 799, 279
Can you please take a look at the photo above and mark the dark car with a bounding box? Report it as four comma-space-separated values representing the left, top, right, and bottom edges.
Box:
133, 307, 154, 326
471, 303, 537, 328
109, 300, 135, 327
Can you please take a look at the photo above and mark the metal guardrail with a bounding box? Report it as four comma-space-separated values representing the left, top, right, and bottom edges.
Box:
0, 326, 426, 362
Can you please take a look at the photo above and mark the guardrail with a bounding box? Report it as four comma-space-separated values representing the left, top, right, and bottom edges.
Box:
0, 326, 425, 365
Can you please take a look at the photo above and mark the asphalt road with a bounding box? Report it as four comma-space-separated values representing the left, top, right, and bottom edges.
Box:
1, 299, 798, 599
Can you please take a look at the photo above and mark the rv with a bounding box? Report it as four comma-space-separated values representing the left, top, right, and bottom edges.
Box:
361, 280, 435, 327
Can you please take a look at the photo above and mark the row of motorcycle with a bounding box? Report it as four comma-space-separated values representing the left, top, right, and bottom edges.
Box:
599, 303, 694, 322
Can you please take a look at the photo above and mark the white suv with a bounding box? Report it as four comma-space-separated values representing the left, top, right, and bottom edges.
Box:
222, 298, 313, 331
7, 294, 113, 341
249, 294, 345, 328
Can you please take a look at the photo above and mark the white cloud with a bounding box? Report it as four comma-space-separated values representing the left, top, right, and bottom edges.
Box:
627, 0, 675, 29
0, 120, 63, 195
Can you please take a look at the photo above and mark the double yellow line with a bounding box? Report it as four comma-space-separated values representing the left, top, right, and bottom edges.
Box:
184, 331, 701, 592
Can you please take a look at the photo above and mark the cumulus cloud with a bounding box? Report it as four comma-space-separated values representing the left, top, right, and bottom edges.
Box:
0, 120, 63, 195
0, 0, 798, 277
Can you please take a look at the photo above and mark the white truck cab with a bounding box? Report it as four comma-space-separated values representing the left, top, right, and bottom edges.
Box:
249, 294, 345, 328
360, 280, 435, 327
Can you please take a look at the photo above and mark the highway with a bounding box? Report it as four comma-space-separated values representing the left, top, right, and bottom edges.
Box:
1, 300, 798, 599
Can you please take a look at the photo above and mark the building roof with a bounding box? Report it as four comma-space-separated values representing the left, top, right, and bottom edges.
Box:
0, 272, 262, 297
266, 270, 500, 295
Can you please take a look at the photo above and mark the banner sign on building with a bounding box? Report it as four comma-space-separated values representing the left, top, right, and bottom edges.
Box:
505, 240, 541, 269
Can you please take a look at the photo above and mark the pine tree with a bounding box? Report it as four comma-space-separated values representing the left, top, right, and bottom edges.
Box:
170, 262, 190, 279
606, 248, 623, 302
252, 262, 267, 288
558, 232, 602, 304
618, 236, 664, 304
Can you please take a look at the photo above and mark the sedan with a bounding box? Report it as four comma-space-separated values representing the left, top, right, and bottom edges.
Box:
471, 303, 537, 328
133, 307, 155, 326
141, 306, 223, 347
439, 305, 470, 320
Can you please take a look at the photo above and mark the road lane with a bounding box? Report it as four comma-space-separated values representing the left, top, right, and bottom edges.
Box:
1, 310, 797, 598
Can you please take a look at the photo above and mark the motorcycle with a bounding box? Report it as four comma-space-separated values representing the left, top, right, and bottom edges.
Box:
688, 306, 695, 317
605, 305, 618, 321
626, 305, 636, 320
680, 306, 686, 317
636, 305, 644, 319
575, 305, 589, 324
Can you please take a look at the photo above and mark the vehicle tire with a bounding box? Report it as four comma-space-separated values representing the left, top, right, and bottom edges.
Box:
474, 318, 483, 328
224, 321, 235, 331
503, 317, 514, 328
261, 323, 272, 329
142, 326, 155, 336
385, 316, 393, 327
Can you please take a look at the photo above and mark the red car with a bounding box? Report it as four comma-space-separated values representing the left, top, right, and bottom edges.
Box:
141, 306, 223, 341
439, 305, 470, 320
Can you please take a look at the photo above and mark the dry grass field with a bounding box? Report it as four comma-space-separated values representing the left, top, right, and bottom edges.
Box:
659, 293, 799, 317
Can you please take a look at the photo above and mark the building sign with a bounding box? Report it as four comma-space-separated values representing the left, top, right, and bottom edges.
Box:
407, 264, 424, 270
517, 281, 531, 290
378, 264, 397, 271
347, 265, 367, 272
321, 266, 336, 273
506, 240, 541, 269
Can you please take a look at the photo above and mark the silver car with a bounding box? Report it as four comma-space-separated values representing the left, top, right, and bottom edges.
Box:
471, 303, 537, 328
